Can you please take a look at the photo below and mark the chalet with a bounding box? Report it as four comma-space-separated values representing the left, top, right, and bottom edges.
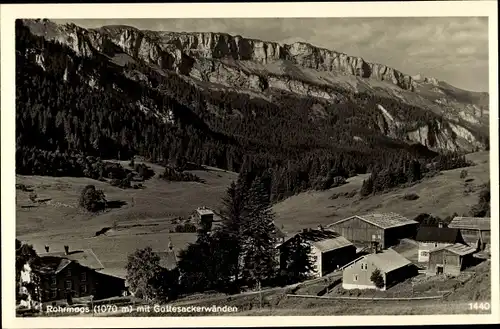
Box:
448, 217, 490, 251
28, 246, 124, 302
415, 226, 465, 263
342, 248, 417, 291
278, 228, 356, 278
328, 213, 418, 249
426, 243, 477, 276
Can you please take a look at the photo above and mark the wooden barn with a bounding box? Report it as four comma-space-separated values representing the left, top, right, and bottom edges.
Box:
327, 213, 418, 249
448, 217, 490, 251
341, 249, 417, 291
415, 226, 465, 263
426, 243, 477, 276
278, 228, 356, 278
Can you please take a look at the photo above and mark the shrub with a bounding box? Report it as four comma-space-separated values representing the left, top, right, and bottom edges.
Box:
174, 223, 197, 233
370, 268, 385, 289
403, 193, 419, 201
79, 185, 106, 212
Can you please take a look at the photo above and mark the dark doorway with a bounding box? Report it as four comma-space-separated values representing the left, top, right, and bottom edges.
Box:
436, 265, 444, 275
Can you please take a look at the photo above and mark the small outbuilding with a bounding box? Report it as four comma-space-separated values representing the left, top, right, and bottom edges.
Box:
341, 248, 417, 291
415, 226, 465, 263
426, 243, 477, 276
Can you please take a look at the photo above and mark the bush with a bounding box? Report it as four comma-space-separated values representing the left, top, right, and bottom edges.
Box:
174, 223, 197, 233
403, 193, 419, 201
79, 185, 106, 212
370, 268, 385, 289
460, 170, 468, 179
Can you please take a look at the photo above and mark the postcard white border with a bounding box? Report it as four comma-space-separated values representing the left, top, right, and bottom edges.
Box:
2, 1, 499, 328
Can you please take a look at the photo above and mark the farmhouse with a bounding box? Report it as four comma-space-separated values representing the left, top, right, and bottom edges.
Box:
341, 248, 417, 291
278, 228, 356, 278
415, 226, 465, 263
328, 213, 419, 249
447, 217, 490, 251
426, 243, 477, 276
34, 246, 126, 301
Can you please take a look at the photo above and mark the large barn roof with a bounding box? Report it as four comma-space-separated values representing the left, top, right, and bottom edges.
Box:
415, 227, 461, 243
330, 213, 418, 230
40, 249, 104, 270
448, 217, 490, 231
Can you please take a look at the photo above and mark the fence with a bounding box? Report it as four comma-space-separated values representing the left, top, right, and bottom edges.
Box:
286, 293, 448, 301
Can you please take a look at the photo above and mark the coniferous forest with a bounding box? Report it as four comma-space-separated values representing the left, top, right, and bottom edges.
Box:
15, 20, 477, 202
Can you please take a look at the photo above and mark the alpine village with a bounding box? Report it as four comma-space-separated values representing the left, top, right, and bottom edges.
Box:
15, 19, 491, 316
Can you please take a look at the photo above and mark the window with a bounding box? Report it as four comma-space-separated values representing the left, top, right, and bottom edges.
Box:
81, 272, 87, 282
51, 276, 57, 286
81, 284, 87, 294
361, 263, 367, 270
353, 274, 358, 282
51, 289, 57, 299
65, 280, 72, 290
67, 270, 72, 277
421, 251, 429, 257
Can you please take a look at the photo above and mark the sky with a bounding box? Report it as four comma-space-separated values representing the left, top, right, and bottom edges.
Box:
55, 17, 489, 92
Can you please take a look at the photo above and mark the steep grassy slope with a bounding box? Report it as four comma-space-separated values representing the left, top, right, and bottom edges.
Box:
272, 151, 489, 234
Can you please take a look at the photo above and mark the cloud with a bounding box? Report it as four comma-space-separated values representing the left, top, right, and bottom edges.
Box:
55, 17, 489, 92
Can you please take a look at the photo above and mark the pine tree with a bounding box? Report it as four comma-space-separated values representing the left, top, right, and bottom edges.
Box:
218, 177, 249, 285
241, 177, 278, 287
280, 235, 315, 283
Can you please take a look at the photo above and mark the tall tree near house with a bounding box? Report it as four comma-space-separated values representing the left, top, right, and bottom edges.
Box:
280, 235, 315, 284
241, 177, 278, 287
125, 247, 162, 301
217, 178, 249, 286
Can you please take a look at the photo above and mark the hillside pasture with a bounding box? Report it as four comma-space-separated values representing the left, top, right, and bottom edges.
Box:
16, 161, 238, 270
273, 151, 490, 235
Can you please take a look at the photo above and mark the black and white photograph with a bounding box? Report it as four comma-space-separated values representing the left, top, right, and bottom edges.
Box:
1, 1, 498, 326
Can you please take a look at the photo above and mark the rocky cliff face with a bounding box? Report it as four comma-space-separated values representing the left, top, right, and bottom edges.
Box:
23, 19, 417, 90
21, 19, 489, 153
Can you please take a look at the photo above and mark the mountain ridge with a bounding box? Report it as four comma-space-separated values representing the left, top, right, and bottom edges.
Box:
24, 18, 465, 94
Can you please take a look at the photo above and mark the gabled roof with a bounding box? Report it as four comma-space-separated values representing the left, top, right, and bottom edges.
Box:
41, 249, 104, 270
429, 243, 476, 256
156, 250, 178, 270
312, 236, 353, 253
448, 217, 490, 231
329, 213, 418, 230
31, 256, 72, 275
280, 229, 353, 253
415, 227, 461, 243
366, 249, 412, 273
